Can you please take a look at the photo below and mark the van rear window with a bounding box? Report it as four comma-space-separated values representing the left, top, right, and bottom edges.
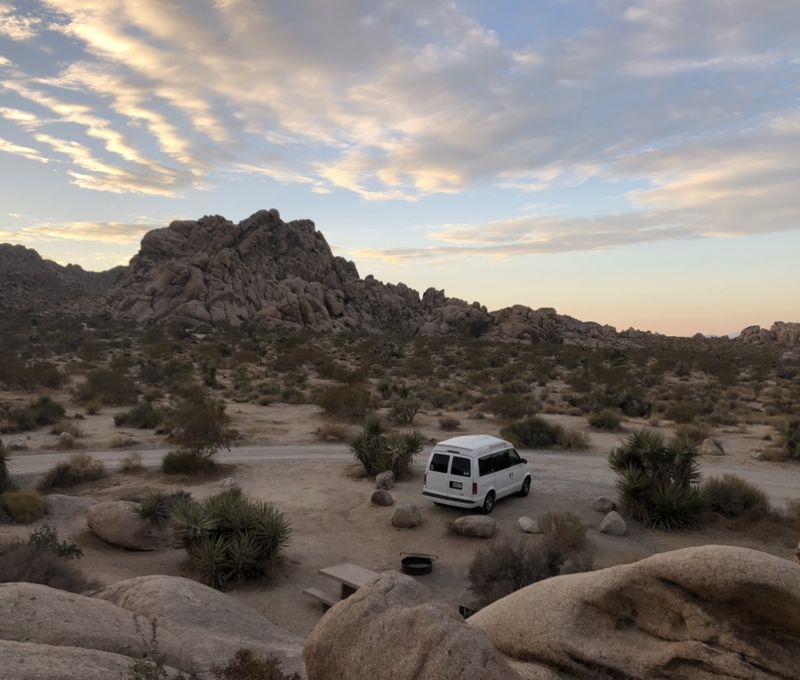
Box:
450, 456, 471, 477
429, 453, 450, 473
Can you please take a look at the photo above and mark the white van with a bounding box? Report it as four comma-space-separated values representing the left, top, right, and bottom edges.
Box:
421, 435, 532, 514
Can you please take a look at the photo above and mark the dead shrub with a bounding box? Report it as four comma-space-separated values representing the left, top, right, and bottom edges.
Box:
315, 423, 349, 442
0, 542, 95, 593
37, 453, 108, 492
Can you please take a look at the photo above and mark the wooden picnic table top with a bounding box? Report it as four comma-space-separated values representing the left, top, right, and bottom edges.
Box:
318, 562, 378, 589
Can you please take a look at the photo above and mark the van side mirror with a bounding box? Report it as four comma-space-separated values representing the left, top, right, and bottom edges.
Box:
521, 458, 527, 464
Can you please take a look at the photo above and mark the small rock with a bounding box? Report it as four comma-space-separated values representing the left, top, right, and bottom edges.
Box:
9, 437, 28, 451
518, 516, 541, 534
45, 494, 91, 517
599, 511, 628, 536
450, 516, 496, 538
751, 450, 767, 461
371, 489, 394, 507
392, 503, 423, 528
217, 477, 238, 489
58, 432, 75, 449
375, 471, 395, 490
593, 497, 615, 513
701, 438, 725, 456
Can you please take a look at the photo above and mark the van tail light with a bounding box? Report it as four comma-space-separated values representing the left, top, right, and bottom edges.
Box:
424, 473, 427, 487
472, 482, 477, 495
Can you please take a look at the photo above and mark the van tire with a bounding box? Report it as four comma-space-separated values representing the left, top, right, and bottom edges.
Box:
518, 476, 531, 497
481, 491, 495, 514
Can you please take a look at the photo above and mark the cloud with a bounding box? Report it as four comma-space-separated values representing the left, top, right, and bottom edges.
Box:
0, 220, 154, 244
0, 135, 49, 163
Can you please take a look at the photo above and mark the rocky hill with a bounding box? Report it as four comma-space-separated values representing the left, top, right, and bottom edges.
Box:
104, 209, 638, 347
736, 321, 800, 347
0, 243, 123, 313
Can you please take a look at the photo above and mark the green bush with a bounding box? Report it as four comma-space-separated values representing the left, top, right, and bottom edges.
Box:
500, 415, 560, 448
37, 453, 108, 492
316, 385, 373, 422
115, 402, 164, 429
0, 542, 94, 592
588, 410, 622, 431
211, 649, 301, 680
172, 489, 292, 590
537, 511, 587, 552
169, 391, 238, 460
468, 538, 592, 608
5, 397, 65, 432
608, 431, 705, 530
162, 450, 216, 475
137, 490, 191, 524
783, 418, 800, 460
486, 394, 539, 420
349, 417, 424, 479
702, 475, 770, 519
76, 368, 139, 406
438, 416, 461, 431
1, 491, 46, 523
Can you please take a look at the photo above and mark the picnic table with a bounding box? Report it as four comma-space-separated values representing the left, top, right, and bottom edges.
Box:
318, 562, 378, 598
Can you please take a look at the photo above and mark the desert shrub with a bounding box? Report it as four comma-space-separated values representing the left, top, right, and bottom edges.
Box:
486, 394, 540, 420
783, 418, 800, 460
388, 397, 420, 425
84, 398, 103, 415
556, 427, 590, 450
129, 619, 189, 680
500, 415, 560, 448
28, 524, 83, 558
169, 391, 238, 460
537, 511, 587, 552
588, 410, 622, 431
701, 475, 770, 519
0, 490, 46, 523
608, 431, 705, 530
468, 538, 592, 608
619, 393, 651, 418
37, 453, 108, 492
0, 443, 11, 492
316, 385, 373, 422
349, 417, 424, 479
172, 489, 292, 590
120, 451, 144, 473
115, 401, 164, 429
162, 450, 217, 475
674, 423, 711, 445
439, 416, 461, 431
50, 419, 82, 438
4, 396, 65, 432
314, 423, 349, 442
665, 400, 704, 424
76, 368, 139, 406
0, 542, 94, 592
211, 648, 301, 680
138, 490, 191, 524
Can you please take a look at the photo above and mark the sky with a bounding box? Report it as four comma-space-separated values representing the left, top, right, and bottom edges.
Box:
0, 0, 798, 336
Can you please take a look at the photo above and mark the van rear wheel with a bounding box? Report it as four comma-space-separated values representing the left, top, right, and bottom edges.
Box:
518, 476, 531, 497
481, 491, 495, 514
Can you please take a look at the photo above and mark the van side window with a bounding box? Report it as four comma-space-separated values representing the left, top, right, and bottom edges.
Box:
507, 449, 521, 465
494, 450, 511, 471
478, 455, 493, 476
429, 453, 450, 473
450, 456, 471, 477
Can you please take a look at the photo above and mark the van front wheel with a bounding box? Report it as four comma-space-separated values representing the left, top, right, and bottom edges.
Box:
518, 477, 531, 497
481, 491, 495, 514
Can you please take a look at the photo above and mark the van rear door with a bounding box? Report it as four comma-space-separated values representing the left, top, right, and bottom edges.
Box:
425, 451, 452, 496
448, 455, 471, 499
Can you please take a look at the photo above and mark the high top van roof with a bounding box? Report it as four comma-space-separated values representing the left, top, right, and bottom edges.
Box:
433, 434, 511, 457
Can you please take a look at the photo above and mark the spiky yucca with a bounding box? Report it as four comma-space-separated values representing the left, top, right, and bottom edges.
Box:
172, 489, 291, 590
349, 416, 423, 479
608, 430, 705, 530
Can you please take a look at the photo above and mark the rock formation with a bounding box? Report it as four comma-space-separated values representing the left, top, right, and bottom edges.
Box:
0, 575, 305, 679
737, 321, 800, 347
0, 243, 123, 312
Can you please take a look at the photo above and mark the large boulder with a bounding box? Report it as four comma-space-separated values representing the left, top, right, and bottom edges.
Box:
701, 438, 725, 456
94, 575, 305, 677
449, 516, 496, 538
469, 545, 800, 679
45, 494, 91, 517
86, 500, 171, 550
304, 571, 519, 680
392, 503, 423, 528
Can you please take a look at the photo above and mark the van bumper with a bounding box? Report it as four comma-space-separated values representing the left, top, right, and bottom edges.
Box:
422, 490, 479, 507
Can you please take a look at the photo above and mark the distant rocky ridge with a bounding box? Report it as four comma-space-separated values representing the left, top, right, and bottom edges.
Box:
0, 243, 124, 313
1, 209, 797, 349
736, 321, 800, 347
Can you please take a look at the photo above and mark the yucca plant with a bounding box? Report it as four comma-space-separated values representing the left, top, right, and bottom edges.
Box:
137, 490, 191, 525
349, 416, 423, 479
172, 489, 291, 590
608, 431, 705, 530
